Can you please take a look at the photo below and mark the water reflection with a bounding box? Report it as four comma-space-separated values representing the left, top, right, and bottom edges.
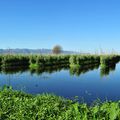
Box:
0, 62, 120, 104
30, 65, 69, 75
1, 66, 29, 74
0, 64, 100, 76
100, 64, 116, 77
0, 63, 118, 77
69, 63, 99, 76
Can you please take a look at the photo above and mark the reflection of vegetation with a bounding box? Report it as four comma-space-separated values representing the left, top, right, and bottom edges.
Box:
70, 63, 99, 76
1, 88, 120, 119
100, 55, 120, 77
30, 65, 69, 75
100, 64, 116, 77
1, 66, 29, 74
0, 64, 69, 75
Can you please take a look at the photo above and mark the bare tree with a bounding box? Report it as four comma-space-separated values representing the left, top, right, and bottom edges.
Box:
52, 45, 62, 54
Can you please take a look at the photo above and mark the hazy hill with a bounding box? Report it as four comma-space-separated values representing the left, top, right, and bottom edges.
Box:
0, 49, 79, 54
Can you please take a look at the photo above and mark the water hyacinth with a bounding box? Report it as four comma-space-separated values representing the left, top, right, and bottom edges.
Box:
0, 88, 120, 119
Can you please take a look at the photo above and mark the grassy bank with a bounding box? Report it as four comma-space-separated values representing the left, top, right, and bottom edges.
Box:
0, 88, 120, 120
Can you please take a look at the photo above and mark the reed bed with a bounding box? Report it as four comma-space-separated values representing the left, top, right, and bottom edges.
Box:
100, 55, 120, 67
69, 55, 100, 68
1, 55, 29, 68
30, 55, 70, 69
0, 54, 120, 71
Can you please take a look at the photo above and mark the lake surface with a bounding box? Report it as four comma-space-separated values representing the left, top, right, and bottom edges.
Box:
0, 63, 120, 104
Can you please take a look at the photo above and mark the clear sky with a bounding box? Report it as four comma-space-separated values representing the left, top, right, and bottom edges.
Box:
0, 0, 120, 52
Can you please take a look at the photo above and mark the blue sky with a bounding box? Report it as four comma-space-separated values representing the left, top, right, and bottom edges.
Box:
0, 0, 120, 52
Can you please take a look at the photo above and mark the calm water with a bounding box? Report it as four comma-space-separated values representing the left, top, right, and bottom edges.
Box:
0, 63, 120, 104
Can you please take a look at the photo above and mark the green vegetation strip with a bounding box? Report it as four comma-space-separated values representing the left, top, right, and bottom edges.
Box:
0, 54, 120, 71
30, 55, 70, 69
100, 55, 120, 67
0, 88, 120, 120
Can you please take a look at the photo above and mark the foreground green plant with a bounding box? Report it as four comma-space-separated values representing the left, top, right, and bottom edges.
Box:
0, 88, 120, 120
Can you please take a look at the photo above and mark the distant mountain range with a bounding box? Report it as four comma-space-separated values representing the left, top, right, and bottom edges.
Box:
0, 49, 79, 54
